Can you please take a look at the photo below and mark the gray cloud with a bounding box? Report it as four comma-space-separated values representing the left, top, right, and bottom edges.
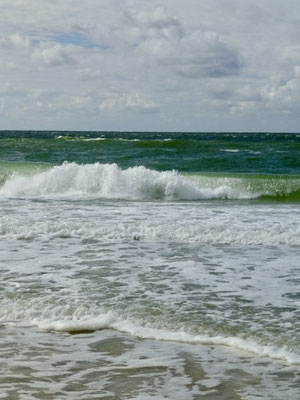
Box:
170, 32, 243, 78
1, 0, 300, 131
123, 8, 243, 78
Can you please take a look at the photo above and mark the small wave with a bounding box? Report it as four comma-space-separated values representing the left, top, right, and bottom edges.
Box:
34, 313, 300, 365
220, 149, 261, 155
3, 296, 299, 365
56, 136, 106, 141
220, 149, 240, 153
81, 137, 107, 141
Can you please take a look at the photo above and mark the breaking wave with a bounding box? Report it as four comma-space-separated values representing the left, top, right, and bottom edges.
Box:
0, 162, 299, 201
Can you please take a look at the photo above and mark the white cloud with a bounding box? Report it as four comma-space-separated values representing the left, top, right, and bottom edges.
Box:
0, 32, 31, 49
295, 66, 300, 78
123, 7, 184, 42
99, 92, 159, 113
261, 70, 300, 109
9, 32, 32, 48
33, 42, 76, 66
0, 100, 5, 116
70, 95, 93, 106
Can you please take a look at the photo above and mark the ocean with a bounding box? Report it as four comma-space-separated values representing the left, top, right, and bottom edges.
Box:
0, 131, 299, 399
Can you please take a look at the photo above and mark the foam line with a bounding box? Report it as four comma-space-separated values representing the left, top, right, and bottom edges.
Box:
35, 314, 300, 365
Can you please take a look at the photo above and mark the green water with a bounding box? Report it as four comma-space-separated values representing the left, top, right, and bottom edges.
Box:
1, 131, 299, 202
0, 131, 299, 174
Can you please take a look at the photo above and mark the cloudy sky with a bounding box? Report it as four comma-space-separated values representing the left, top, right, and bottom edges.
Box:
1, 0, 300, 132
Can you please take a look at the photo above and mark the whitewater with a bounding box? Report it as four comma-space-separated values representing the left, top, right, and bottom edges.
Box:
0, 131, 299, 399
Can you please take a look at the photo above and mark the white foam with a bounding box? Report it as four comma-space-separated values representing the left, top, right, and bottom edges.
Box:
34, 313, 300, 365
0, 203, 299, 246
81, 137, 106, 141
0, 199, 299, 246
36, 313, 115, 332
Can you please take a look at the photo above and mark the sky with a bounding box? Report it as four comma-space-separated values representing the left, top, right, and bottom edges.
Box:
1, 0, 300, 132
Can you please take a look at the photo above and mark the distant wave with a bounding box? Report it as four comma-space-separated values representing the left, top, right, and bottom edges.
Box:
1, 161, 299, 202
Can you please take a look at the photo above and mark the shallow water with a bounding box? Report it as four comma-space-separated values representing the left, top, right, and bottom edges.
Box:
1, 327, 300, 399
1, 197, 300, 399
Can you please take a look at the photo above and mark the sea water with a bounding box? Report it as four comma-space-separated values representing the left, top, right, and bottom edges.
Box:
0, 131, 299, 399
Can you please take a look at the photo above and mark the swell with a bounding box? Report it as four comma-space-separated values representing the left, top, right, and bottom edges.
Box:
0, 161, 299, 202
